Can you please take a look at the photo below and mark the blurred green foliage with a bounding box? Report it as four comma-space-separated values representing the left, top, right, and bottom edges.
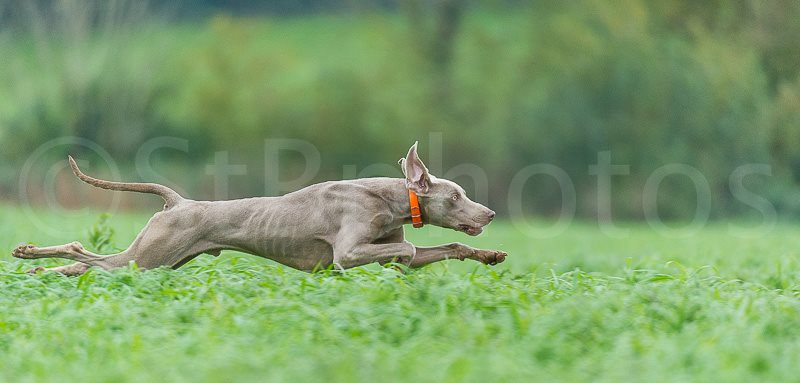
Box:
1, 1, 799, 219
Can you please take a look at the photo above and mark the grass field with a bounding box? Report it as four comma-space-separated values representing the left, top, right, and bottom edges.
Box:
2, 204, 800, 382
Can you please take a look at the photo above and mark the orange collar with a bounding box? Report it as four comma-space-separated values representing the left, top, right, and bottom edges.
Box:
408, 190, 424, 228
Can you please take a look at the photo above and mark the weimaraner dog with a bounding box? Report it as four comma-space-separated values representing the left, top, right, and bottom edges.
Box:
13, 142, 507, 276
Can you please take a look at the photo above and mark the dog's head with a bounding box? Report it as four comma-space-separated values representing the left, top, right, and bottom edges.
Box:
398, 142, 495, 236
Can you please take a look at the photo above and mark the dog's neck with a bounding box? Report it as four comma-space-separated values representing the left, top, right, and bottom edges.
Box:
373, 178, 427, 229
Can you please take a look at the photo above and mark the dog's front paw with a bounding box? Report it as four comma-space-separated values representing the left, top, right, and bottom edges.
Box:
471, 249, 507, 266
12, 244, 37, 259
26, 266, 45, 274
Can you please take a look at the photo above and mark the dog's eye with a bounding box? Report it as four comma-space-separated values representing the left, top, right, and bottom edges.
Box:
452, 194, 460, 201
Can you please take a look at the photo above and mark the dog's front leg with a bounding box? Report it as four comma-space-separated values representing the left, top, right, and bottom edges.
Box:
333, 242, 415, 270
410, 243, 507, 268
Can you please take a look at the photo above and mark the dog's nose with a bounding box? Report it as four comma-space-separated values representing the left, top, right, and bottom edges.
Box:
488, 211, 496, 221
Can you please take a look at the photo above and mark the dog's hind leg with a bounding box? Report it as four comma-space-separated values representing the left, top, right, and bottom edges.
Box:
27, 262, 92, 276
12, 242, 134, 270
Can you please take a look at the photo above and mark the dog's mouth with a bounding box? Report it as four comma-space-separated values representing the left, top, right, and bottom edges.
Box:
457, 224, 484, 236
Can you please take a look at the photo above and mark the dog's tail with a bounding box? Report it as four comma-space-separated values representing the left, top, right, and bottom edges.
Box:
68, 155, 184, 209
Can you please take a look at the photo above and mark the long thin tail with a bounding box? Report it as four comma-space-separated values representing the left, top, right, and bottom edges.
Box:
68, 156, 184, 208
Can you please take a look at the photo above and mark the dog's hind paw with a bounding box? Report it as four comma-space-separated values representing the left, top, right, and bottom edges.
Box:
12, 244, 37, 259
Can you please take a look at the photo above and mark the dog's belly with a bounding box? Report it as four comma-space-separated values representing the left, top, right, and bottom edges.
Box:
202, 199, 337, 271
247, 239, 334, 271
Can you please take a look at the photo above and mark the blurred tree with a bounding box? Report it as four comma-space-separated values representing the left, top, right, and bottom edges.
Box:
747, 0, 800, 90
403, 0, 466, 106
1, 0, 165, 159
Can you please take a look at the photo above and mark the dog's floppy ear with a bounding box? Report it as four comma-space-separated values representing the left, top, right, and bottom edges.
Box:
399, 141, 431, 194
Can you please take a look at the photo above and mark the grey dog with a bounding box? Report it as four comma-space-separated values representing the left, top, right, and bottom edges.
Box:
13, 142, 507, 276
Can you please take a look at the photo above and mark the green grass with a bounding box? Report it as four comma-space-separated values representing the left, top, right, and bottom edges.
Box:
2, 204, 800, 382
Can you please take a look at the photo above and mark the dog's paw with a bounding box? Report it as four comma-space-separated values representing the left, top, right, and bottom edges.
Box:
26, 266, 45, 274
12, 244, 37, 259
471, 249, 507, 266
